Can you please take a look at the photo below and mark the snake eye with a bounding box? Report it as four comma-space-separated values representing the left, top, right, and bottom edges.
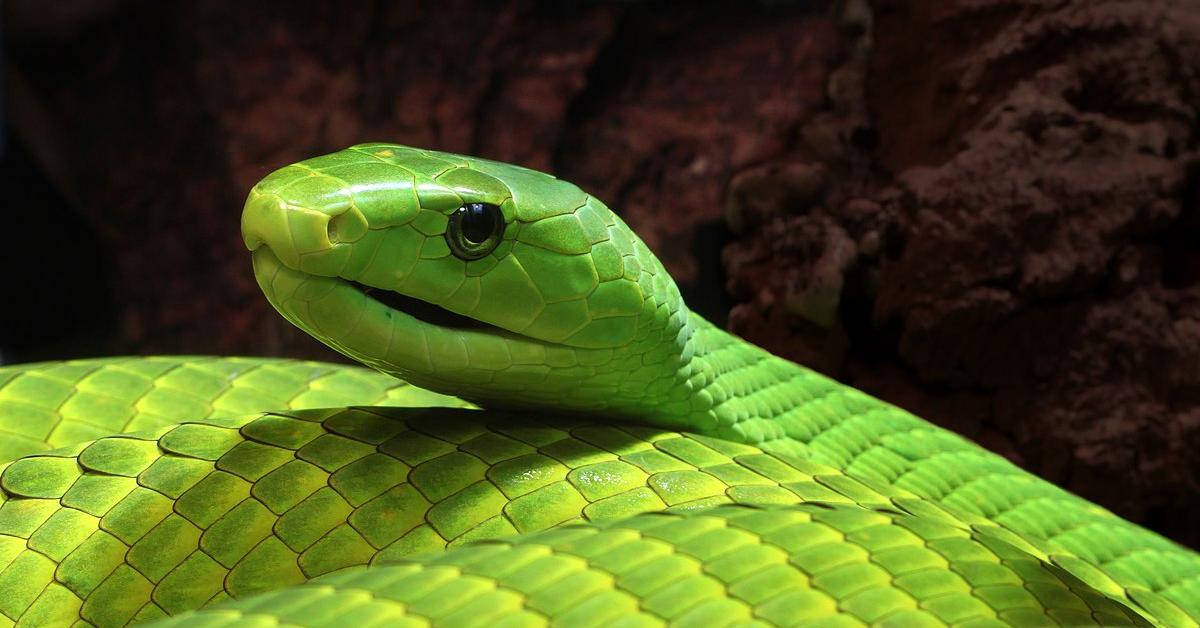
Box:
446, 202, 505, 260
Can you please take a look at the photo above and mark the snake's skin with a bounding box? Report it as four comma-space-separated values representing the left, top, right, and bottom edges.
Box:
0, 144, 1197, 627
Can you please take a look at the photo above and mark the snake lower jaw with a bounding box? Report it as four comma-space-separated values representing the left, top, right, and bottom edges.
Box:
249, 247, 570, 403
347, 280, 495, 332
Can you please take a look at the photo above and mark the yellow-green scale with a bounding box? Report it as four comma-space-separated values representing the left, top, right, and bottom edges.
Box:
0, 401, 1150, 626
155, 503, 1151, 627
644, 314, 1200, 624
2, 139, 1197, 627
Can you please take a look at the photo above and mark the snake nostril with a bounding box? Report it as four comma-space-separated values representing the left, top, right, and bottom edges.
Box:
326, 207, 368, 245
326, 215, 340, 245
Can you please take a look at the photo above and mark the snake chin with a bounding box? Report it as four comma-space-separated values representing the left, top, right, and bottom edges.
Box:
348, 281, 496, 332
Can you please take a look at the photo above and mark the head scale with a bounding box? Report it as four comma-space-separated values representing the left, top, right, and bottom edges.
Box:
242, 143, 698, 418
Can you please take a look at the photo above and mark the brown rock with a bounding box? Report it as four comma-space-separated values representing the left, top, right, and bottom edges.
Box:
725, 161, 829, 235
721, 0, 1200, 548
863, 0, 1200, 545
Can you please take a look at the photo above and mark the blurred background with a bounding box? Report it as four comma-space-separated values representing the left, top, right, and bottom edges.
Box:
3, 1, 1199, 548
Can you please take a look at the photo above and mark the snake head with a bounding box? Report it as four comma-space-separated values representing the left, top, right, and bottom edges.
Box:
242, 143, 695, 415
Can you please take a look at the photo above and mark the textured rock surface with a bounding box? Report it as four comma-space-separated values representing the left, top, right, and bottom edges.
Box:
5, 0, 1200, 547
726, 0, 1200, 547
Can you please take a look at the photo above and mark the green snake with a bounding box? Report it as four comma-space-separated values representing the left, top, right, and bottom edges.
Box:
0, 144, 1197, 627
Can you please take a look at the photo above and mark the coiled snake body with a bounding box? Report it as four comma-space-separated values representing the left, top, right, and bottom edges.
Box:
0, 144, 1196, 626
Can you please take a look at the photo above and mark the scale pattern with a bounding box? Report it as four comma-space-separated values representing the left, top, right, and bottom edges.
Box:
680, 318, 1200, 625
240, 142, 1200, 623
155, 505, 1149, 627
0, 357, 469, 463
0, 403, 1154, 626
241, 144, 705, 418
3, 141, 1198, 626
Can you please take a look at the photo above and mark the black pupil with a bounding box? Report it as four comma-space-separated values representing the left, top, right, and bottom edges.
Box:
460, 203, 495, 243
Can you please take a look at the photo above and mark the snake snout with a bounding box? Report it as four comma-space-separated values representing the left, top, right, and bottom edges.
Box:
240, 192, 277, 253
241, 191, 309, 267
241, 189, 356, 270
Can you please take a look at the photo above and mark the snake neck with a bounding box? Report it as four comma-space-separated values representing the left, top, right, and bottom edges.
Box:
633, 311, 832, 457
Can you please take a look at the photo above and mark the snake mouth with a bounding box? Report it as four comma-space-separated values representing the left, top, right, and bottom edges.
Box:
251, 247, 557, 391
347, 281, 495, 332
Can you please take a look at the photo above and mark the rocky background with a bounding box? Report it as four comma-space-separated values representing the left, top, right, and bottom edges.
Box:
3, 0, 1199, 548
